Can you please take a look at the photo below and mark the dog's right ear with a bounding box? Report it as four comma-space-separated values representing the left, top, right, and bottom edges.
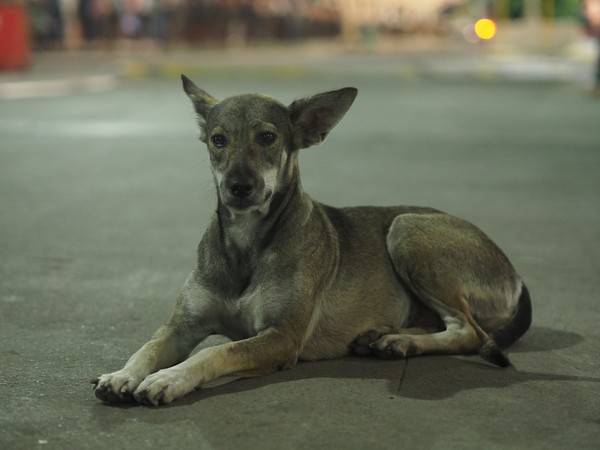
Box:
181, 75, 219, 142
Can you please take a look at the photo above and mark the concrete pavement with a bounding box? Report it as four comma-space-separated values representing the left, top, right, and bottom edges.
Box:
1, 47, 599, 449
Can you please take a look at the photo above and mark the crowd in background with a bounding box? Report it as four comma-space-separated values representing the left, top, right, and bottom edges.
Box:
26, 0, 344, 49
22, 0, 496, 50
21, 0, 591, 50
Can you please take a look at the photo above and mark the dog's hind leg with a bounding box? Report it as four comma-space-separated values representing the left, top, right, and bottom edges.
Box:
380, 213, 523, 367
366, 295, 508, 366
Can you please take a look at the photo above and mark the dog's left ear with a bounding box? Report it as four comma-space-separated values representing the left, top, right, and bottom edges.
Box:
181, 74, 219, 141
289, 87, 357, 149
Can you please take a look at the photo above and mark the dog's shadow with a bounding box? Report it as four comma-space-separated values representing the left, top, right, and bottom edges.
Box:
169, 326, 597, 405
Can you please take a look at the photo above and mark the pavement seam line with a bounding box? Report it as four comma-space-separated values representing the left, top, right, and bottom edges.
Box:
396, 360, 408, 394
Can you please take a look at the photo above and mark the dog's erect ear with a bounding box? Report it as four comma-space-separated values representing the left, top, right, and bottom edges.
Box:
181, 74, 218, 117
288, 87, 357, 149
181, 75, 219, 141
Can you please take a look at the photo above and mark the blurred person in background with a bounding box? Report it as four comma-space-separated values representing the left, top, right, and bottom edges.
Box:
29, 0, 64, 48
77, 0, 115, 47
118, 0, 144, 40
149, 0, 178, 48
78, 0, 95, 43
583, 0, 600, 94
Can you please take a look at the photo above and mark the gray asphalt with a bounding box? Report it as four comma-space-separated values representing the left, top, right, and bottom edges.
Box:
1, 50, 599, 449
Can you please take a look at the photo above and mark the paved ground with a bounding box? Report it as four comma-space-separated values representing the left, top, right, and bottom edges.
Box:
1, 46, 599, 449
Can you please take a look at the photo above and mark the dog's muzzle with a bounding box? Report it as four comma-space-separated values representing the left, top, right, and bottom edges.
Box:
222, 169, 268, 211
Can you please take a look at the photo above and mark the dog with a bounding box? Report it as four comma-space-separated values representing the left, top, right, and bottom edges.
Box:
92, 76, 532, 406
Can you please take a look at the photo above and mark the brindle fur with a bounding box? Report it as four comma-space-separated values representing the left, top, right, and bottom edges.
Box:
92, 77, 531, 405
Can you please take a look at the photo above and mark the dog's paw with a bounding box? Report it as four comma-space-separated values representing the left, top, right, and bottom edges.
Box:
370, 334, 416, 360
91, 370, 142, 404
133, 368, 193, 406
350, 329, 385, 356
350, 326, 398, 356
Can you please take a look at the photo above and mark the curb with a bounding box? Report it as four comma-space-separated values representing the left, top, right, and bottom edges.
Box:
0, 46, 592, 99
118, 54, 588, 84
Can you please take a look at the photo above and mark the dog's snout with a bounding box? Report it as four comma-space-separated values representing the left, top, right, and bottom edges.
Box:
221, 162, 269, 210
228, 180, 254, 199
225, 167, 260, 200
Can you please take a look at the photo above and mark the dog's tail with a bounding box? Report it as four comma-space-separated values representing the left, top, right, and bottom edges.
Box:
491, 283, 532, 349
479, 283, 532, 367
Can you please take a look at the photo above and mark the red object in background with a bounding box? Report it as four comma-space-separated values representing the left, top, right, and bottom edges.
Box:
0, 5, 30, 70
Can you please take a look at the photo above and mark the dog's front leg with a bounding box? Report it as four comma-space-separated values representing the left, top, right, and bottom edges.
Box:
133, 327, 299, 406
92, 273, 212, 403
92, 322, 203, 403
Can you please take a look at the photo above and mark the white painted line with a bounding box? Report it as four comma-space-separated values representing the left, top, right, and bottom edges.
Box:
0, 75, 118, 99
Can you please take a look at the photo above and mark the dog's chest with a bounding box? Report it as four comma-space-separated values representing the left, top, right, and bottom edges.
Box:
226, 223, 253, 249
224, 214, 263, 250
215, 284, 272, 339
207, 254, 277, 339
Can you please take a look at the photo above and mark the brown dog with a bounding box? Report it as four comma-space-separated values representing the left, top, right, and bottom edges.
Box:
92, 77, 531, 405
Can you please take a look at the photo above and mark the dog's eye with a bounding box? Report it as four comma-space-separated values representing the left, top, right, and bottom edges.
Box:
257, 132, 276, 146
211, 134, 227, 148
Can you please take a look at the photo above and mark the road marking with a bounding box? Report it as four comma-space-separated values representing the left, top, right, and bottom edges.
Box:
0, 118, 190, 138
0, 75, 118, 99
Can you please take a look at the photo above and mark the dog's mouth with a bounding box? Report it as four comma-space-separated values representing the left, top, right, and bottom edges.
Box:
219, 167, 278, 215
222, 189, 273, 214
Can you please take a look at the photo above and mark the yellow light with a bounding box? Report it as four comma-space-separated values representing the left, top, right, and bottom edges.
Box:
474, 19, 496, 41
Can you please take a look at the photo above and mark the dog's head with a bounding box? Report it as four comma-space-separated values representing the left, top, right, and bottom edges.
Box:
182, 75, 357, 215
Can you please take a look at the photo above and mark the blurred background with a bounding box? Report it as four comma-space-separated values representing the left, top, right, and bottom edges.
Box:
0, 0, 599, 96
0, 0, 590, 50
0, 1, 597, 75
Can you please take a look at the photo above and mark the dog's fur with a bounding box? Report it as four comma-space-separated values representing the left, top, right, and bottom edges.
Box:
92, 77, 531, 406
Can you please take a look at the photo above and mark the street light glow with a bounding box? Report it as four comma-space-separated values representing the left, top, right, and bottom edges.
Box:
474, 19, 496, 40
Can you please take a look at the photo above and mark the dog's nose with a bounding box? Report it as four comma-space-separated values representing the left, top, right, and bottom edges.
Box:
228, 180, 254, 199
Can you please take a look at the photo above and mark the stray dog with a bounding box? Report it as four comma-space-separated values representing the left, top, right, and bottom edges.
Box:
92, 76, 531, 406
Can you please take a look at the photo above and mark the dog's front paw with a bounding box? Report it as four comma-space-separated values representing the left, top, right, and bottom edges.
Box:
133, 368, 194, 406
91, 370, 143, 404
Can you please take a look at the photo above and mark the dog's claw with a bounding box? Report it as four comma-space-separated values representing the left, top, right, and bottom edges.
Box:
372, 345, 395, 360
375, 339, 415, 360
134, 389, 159, 407
92, 371, 143, 404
